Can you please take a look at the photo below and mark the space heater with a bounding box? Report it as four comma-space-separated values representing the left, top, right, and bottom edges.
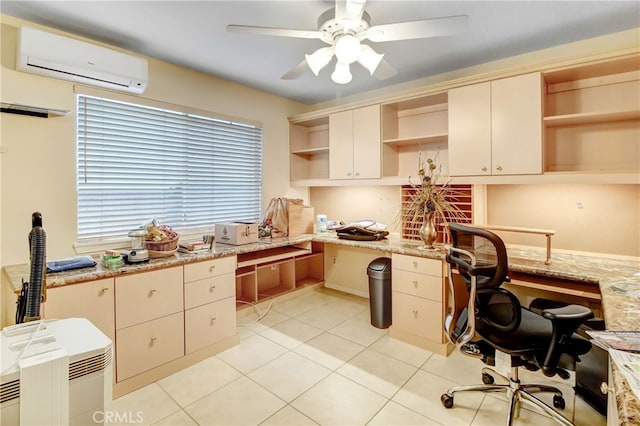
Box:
0, 318, 113, 425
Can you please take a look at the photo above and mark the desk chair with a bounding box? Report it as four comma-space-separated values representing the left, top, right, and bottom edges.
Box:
441, 223, 593, 426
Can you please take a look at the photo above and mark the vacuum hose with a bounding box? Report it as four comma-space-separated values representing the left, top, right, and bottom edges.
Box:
24, 212, 47, 322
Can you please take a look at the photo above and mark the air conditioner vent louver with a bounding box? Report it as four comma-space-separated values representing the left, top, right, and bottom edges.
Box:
17, 26, 148, 94
0, 347, 112, 404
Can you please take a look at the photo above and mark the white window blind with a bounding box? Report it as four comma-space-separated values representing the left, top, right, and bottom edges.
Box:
77, 95, 262, 241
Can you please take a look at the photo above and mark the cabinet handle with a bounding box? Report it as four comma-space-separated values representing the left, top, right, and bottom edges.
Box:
149, 289, 157, 296
600, 382, 614, 395
209, 265, 216, 272
209, 285, 216, 292
496, 166, 503, 171
412, 261, 418, 268
355, 172, 360, 176
100, 287, 109, 293
412, 280, 418, 287
210, 316, 217, 325
481, 166, 487, 172
412, 309, 418, 318
150, 336, 158, 344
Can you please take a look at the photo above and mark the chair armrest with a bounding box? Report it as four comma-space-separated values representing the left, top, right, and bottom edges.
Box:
541, 304, 593, 322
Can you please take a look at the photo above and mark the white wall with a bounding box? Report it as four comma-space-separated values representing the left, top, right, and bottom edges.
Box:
0, 15, 308, 266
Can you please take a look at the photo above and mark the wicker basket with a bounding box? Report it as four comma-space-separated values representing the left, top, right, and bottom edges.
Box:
145, 235, 179, 252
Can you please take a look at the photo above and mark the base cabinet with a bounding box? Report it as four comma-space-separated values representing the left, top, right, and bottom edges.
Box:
389, 253, 452, 355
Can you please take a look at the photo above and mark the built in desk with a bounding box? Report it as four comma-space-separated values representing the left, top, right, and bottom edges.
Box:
3, 233, 639, 422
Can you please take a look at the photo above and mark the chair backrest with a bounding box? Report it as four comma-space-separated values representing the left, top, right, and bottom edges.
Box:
443, 223, 520, 347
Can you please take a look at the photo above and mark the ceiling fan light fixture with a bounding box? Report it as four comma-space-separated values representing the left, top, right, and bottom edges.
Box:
305, 47, 334, 76
357, 44, 384, 75
334, 34, 361, 64
331, 62, 352, 84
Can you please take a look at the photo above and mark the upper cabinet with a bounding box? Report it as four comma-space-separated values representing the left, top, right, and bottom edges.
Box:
329, 104, 381, 180
448, 72, 543, 176
290, 116, 330, 182
542, 55, 639, 177
381, 92, 449, 179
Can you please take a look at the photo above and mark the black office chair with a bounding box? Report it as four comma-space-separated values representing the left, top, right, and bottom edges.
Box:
441, 223, 593, 426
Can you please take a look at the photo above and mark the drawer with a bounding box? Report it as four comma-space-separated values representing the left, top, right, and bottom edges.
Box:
185, 297, 236, 354
184, 273, 235, 309
116, 312, 184, 381
392, 253, 442, 276
392, 269, 442, 302
184, 256, 236, 283
115, 266, 183, 329
392, 291, 443, 343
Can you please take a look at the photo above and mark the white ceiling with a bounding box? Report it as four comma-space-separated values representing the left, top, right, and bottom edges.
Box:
2, 1, 639, 105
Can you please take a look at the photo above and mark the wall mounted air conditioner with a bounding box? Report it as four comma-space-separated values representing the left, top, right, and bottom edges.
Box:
17, 26, 148, 94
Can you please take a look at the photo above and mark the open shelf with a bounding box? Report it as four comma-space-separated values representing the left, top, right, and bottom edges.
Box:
544, 110, 640, 127
237, 246, 310, 268
290, 118, 330, 181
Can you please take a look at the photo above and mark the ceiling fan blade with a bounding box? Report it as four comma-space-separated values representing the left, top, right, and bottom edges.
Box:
281, 59, 310, 80
336, 0, 367, 21
226, 25, 322, 39
373, 59, 397, 81
364, 15, 468, 42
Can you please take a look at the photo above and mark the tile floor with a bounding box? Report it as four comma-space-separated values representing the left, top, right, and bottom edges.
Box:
112, 288, 607, 425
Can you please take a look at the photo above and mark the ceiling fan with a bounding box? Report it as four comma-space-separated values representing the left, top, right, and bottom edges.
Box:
227, 0, 467, 84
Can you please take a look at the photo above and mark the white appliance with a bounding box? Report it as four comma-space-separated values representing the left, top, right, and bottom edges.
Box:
1, 318, 113, 425
17, 26, 148, 94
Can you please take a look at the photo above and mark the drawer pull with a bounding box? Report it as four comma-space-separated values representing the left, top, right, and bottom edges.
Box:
412, 280, 418, 287
600, 382, 614, 395
209, 265, 216, 272
210, 316, 217, 325
150, 336, 158, 344
209, 285, 216, 292
100, 287, 109, 293
149, 289, 157, 296
412, 309, 418, 318
412, 261, 418, 268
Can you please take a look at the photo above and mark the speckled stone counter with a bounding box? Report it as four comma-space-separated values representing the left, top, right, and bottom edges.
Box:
4, 233, 640, 423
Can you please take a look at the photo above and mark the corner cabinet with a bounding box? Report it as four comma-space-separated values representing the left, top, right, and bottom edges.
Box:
448, 72, 543, 176
329, 104, 381, 180
542, 55, 640, 177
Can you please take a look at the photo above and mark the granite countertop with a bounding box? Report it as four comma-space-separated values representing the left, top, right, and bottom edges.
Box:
3, 233, 640, 422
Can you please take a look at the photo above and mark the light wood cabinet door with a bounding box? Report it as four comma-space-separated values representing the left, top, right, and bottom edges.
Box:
448, 73, 542, 176
491, 72, 542, 175
115, 312, 184, 381
115, 266, 183, 330
392, 254, 443, 277
392, 269, 442, 302
448, 81, 492, 176
185, 297, 236, 354
44, 278, 115, 343
329, 105, 381, 179
183, 256, 236, 283
392, 291, 443, 342
329, 109, 354, 179
184, 273, 235, 310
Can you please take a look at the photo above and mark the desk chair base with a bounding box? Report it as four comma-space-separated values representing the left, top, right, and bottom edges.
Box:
440, 366, 573, 426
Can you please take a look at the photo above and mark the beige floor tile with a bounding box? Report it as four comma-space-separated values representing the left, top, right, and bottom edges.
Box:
185, 376, 285, 425
472, 393, 560, 426
370, 335, 434, 367
272, 296, 317, 317
328, 316, 387, 347
248, 351, 331, 402
368, 401, 441, 425
294, 305, 350, 330
217, 333, 287, 374
259, 317, 324, 349
422, 348, 486, 385
261, 405, 318, 425
111, 383, 181, 425
157, 355, 242, 407
393, 369, 485, 425
294, 331, 366, 370
337, 348, 418, 398
151, 409, 197, 425
291, 373, 387, 425
240, 308, 290, 333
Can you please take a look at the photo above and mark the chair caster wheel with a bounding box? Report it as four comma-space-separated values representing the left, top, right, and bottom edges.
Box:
553, 395, 566, 410
482, 372, 494, 384
441, 393, 454, 409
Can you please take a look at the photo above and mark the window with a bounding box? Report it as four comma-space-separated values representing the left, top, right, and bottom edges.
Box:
77, 95, 262, 242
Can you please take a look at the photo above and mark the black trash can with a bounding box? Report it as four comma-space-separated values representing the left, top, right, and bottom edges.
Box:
367, 257, 392, 329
